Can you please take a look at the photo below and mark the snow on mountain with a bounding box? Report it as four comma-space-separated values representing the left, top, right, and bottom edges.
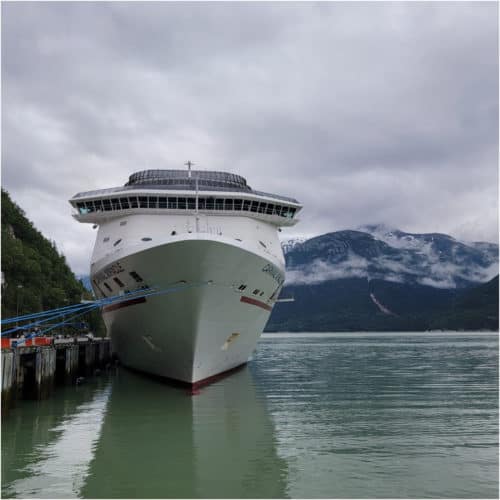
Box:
284, 227, 498, 289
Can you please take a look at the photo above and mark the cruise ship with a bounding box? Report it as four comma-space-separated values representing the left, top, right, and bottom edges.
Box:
69, 165, 302, 386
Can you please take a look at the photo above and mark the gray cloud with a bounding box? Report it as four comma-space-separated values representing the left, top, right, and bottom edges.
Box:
2, 2, 498, 275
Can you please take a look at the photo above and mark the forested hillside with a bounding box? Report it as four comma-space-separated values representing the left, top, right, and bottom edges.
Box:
1, 189, 104, 335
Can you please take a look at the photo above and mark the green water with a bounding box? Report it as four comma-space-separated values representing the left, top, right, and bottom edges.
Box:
2, 332, 498, 498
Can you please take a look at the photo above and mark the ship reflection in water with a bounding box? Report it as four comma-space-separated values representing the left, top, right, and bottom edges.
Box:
2, 366, 287, 499
2, 333, 498, 499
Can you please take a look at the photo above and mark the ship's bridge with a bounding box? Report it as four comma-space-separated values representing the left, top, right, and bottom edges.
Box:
69, 169, 302, 226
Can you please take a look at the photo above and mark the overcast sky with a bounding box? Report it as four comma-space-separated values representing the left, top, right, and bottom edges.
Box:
2, 1, 498, 275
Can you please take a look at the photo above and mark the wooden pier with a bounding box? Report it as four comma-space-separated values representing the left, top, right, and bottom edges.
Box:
1, 337, 111, 414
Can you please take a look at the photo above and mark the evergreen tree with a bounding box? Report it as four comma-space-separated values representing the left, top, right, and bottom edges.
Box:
1, 189, 105, 335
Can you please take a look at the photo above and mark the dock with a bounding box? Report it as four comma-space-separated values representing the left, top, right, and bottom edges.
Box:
1, 336, 112, 414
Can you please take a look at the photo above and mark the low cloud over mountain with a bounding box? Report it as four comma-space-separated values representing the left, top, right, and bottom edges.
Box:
283, 226, 498, 289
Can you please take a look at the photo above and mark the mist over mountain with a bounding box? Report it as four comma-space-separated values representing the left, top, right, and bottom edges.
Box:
283, 225, 498, 289
270, 227, 498, 332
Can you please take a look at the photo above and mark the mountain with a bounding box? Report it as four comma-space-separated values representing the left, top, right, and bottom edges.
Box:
284, 226, 498, 289
1, 189, 105, 335
267, 228, 498, 331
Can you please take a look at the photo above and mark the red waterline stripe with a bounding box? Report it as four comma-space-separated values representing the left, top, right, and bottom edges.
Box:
190, 363, 247, 394
102, 296, 146, 313
240, 295, 272, 311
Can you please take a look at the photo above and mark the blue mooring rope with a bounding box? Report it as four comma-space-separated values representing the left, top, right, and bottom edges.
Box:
1, 281, 211, 346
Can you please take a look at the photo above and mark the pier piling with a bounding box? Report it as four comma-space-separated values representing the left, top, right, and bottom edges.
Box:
1, 338, 111, 413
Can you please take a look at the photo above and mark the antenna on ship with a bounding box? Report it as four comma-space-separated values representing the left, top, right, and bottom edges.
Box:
185, 160, 194, 179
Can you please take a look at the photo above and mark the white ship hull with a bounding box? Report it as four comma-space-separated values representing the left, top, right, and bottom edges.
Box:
93, 236, 284, 384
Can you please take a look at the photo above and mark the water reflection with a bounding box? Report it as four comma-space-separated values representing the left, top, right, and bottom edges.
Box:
2, 381, 111, 499
81, 366, 287, 498
2, 333, 498, 499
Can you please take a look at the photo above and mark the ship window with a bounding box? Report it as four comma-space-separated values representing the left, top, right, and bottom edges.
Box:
111, 198, 120, 210
168, 197, 177, 209
250, 201, 258, 212
274, 205, 282, 215
148, 197, 158, 209
93, 280, 107, 298
238, 285, 247, 291
113, 277, 125, 288
290, 208, 296, 218
266, 204, 274, 215
259, 291, 264, 297
198, 198, 206, 210
120, 221, 127, 226
130, 197, 138, 208
259, 240, 267, 248
234, 199, 242, 210
129, 271, 143, 282
206, 197, 215, 210
281, 206, 290, 217
159, 197, 167, 208
84, 202, 95, 213
94, 200, 104, 211
171, 230, 177, 235
224, 199, 233, 211
187, 198, 196, 210
215, 198, 224, 210
252, 289, 260, 295
178, 198, 186, 209
139, 197, 148, 208
142, 237, 152, 241
113, 239, 122, 246
102, 199, 112, 211
103, 282, 113, 292
243, 200, 251, 211
120, 198, 130, 209
258, 203, 267, 214
103, 237, 110, 242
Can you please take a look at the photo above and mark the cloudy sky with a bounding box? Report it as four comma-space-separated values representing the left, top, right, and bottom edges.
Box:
2, 1, 498, 275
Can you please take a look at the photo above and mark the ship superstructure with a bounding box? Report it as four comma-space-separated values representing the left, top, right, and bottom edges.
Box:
70, 166, 301, 385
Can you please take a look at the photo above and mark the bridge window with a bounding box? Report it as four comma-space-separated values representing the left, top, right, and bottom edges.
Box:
178, 197, 186, 209
243, 200, 251, 211
250, 201, 258, 212
148, 197, 158, 209
198, 198, 206, 210
102, 199, 112, 211
224, 199, 233, 211
274, 205, 282, 215
187, 198, 196, 210
139, 197, 148, 208
168, 197, 177, 209
206, 197, 215, 210
120, 198, 130, 209
266, 204, 274, 215
258, 203, 267, 214
215, 198, 224, 210
85, 201, 95, 213
159, 197, 167, 208
234, 199, 242, 210
111, 198, 120, 210
130, 197, 138, 208
94, 200, 104, 211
